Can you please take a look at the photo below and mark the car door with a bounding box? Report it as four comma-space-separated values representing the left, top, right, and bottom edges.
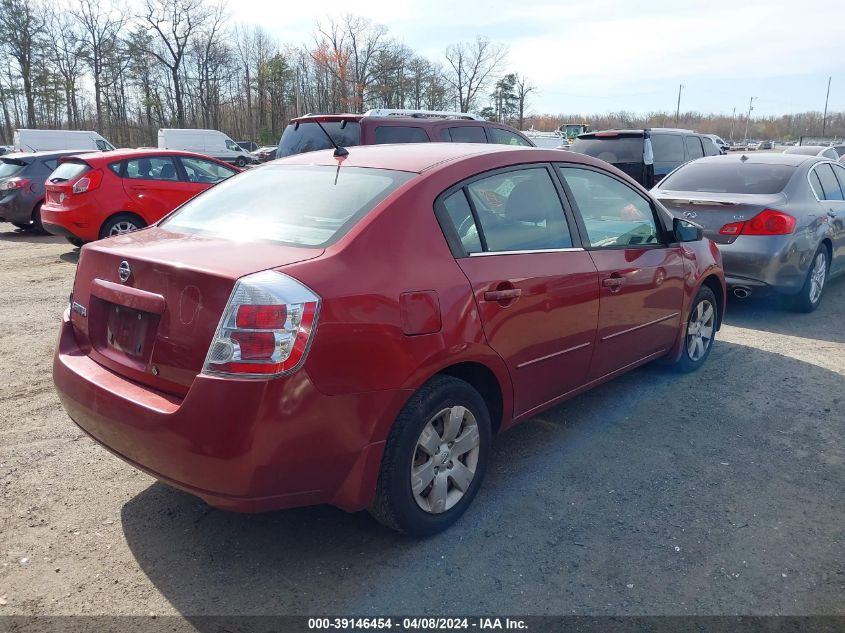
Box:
437, 165, 600, 417
557, 165, 686, 380
814, 162, 845, 273
122, 155, 198, 221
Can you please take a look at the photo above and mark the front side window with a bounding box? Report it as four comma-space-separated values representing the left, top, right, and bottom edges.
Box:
685, 136, 704, 159
458, 167, 573, 252
180, 157, 236, 183
125, 156, 179, 181
558, 166, 660, 248
650, 134, 685, 162
814, 163, 844, 201
161, 165, 414, 247
225, 139, 241, 152
488, 128, 532, 147
374, 126, 429, 144
443, 126, 487, 144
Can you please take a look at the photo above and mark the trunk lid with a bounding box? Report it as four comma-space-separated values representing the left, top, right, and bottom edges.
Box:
653, 190, 786, 245
70, 226, 323, 396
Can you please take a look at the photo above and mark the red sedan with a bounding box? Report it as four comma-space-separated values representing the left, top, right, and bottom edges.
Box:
53, 143, 725, 535
41, 148, 239, 245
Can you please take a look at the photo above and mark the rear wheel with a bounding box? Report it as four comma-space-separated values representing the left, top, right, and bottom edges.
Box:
790, 247, 828, 313
31, 202, 48, 234
369, 375, 491, 536
670, 285, 717, 373
100, 213, 146, 239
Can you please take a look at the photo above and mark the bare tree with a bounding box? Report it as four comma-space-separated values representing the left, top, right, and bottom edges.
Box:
0, 0, 47, 127
443, 36, 507, 113
514, 73, 535, 130
49, 10, 85, 127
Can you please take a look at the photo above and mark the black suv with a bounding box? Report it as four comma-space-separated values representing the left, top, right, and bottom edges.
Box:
570, 128, 720, 188
277, 109, 535, 157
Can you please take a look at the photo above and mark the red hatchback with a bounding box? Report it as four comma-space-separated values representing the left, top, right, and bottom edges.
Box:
41, 148, 239, 245
53, 144, 725, 535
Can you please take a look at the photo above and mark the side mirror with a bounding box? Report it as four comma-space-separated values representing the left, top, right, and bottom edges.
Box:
673, 217, 704, 242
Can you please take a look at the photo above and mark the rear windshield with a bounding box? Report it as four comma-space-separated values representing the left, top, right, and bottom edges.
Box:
659, 162, 796, 194
48, 160, 90, 183
278, 121, 361, 157
0, 158, 26, 178
161, 165, 415, 247
571, 136, 644, 163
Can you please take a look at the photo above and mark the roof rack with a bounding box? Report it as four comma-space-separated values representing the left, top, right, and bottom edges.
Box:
362, 108, 483, 121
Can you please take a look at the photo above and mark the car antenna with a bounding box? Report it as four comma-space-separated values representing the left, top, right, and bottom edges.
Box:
312, 119, 349, 158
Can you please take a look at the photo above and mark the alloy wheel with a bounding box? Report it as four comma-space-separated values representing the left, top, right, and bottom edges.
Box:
686, 299, 715, 362
411, 405, 481, 514
809, 252, 827, 305
109, 221, 139, 236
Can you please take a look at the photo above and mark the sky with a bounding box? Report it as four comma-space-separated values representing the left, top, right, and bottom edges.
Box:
227, 0, 845, 117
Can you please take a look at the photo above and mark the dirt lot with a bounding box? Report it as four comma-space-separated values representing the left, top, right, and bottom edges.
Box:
0, 224, 843, 619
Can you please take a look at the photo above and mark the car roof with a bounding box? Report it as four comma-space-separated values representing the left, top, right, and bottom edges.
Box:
688, 153, 824, 167
274, 142, 602, 174
67, 147, 230, 163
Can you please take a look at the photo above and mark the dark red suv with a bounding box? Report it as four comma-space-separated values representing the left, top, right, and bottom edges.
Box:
53, 143, 725, 535
277, 109, 535, 157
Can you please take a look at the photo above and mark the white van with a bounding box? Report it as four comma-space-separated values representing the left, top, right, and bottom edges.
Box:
157, 129, 254, 167
14, 129, 115, 152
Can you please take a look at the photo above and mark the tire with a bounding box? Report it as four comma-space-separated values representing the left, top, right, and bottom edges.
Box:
99, 213, 146, 240
11, 222, 31, 230
65, 236, 84, 248
31, 202, 49, 234
671, 285, 718, 373
790, 246, 829, 313
369, 375, 492, 536
235, 156, 247, 168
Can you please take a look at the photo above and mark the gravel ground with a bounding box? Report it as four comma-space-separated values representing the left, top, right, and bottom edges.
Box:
0, 224, 843, 619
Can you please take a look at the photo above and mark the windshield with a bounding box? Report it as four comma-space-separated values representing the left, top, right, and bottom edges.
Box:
659, 162, 796, 194
278, 121, 361, 157
0, 159, 26, 178
571, 136, 644, 163
161, 165, 415, 247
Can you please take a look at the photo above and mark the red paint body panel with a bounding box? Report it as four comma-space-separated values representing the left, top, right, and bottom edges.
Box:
52, 144, 725, 513
40, 149, 238, 242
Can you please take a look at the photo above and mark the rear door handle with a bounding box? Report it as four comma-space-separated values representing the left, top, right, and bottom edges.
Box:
484, 289, 522, 302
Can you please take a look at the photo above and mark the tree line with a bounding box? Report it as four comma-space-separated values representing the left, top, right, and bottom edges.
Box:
0, 0, 841, 148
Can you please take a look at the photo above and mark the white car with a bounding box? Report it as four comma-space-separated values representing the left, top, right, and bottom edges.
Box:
158, 128, 256, 167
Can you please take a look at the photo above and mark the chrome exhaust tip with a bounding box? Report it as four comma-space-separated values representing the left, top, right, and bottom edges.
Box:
733, 286, 751, 299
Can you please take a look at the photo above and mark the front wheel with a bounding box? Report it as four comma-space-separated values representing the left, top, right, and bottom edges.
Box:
369, 376, 492, 536
670, 285, 717, 373
790, 247, 828, 313
235, 156, 247, 168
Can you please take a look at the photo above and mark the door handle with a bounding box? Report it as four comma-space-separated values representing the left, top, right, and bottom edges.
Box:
602, 276, 625, 289
484, 288, 522, 302
828, 210, 838, 218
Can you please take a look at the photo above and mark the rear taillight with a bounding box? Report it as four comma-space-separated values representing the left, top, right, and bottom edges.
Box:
72, 169, 103, 194
1, 177, 31, 191
203, 270, 320, 378
719, 209, 796, 237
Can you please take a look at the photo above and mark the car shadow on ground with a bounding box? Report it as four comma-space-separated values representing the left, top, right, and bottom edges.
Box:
119, 340, 845, 619
724, 275, 845, 344
59, 249, 80, 264
0, 228, 66, 245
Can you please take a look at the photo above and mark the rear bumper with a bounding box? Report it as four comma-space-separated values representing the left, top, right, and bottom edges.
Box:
41, 202, 98, 242
53, 314, 412, 512
718, 235, 812, 295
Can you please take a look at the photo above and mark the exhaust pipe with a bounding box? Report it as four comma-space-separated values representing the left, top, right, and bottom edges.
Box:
733, 286, 752, 299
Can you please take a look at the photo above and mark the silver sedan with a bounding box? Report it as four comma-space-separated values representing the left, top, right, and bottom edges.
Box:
652, 153, 845, 312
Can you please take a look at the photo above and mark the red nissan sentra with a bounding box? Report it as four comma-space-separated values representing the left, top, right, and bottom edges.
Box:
53, 143, 725, 535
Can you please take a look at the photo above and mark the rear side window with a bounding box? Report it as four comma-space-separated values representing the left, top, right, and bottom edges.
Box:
559, 166, 659, 248
48, 160, 90, 182
832, 164, 845, 194
659, 162, 796, 194
0, 159, 26, 178
125, 156, 178, 181
107, 161, 122, 175
441, 189, 482, 254
161, 165, 415, 247
41, 158, 59, 171
814, 164, 844, 201
278, 121, 361, 157
461, 167, 573, 252
685, 136, 704, 159
374, 126, 429, 144
650, 134, 685, 162
571, 136, 644, 163
442, 126, 487, 143
488, 128, 532, 146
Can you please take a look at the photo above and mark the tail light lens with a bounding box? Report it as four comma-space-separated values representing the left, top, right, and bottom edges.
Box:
203, 270, 320, 378
72, 169, 103, 194
719, 209, 796, 237
1, 177, 31, 191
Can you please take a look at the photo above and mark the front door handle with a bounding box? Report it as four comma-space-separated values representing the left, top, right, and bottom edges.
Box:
602, 275, 625, 290
484, 288, 522, 302
828, 210, 838, 218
